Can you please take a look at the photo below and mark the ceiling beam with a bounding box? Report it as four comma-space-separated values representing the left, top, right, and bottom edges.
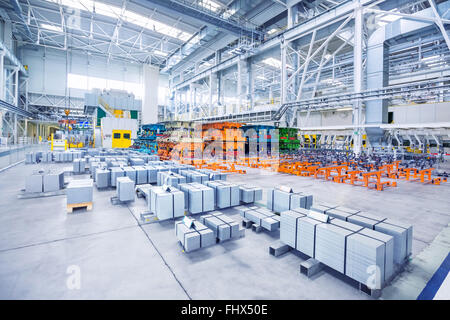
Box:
138, 0, 263, 40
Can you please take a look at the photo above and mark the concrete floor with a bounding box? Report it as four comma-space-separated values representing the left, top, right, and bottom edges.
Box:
0, 162, 449, 299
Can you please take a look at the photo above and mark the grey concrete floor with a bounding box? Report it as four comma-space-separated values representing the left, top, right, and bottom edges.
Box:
0, 162, 449, 299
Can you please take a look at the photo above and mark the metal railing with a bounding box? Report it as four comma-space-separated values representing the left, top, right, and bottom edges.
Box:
0, 142, 48, 172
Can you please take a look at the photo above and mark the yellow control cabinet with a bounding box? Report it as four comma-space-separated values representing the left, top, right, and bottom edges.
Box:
112, 130, 132, 148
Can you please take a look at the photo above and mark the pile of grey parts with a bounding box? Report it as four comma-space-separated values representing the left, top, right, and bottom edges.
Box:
20, 169, 66, 198
236, 205, 280, 232
277, 203, 413, 297
175, 219, 215, 253
267, 186, 313, 213
199, 211, 243, 242
204, 180, 239, 209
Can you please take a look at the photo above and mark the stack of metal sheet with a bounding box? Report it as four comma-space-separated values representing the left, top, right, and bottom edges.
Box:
123, 166, 137, 184
199, 211, 240, 241
358, 228, 395, 283
116, 176, 135, 202
43, 170, 64, 192
180, 170, 209, 184
95, 169, 110, 189
326, 208, 357, 221
178, 183, 215, 214
205, 181, 239, 209
198, 169, 227, 181
175, 220, 215, 252
133, 166, 148, 185
25, 152, 35, 164
267, 187, 313, 212
280, 210, 307, 249
25, 173, 43, 193
157, 171, 187, 188
66, 179, 93, 205
347, 215, 380, 229
297, 217, 324, 257
149, 186, 185, 220
239, 207, 280, 231
130, 158, 145, 166
346, 233, 386, 287
73, 159, 86, 173
144, 165, 158, 184
315, 224, 354, 273
239, 185, 263, 204
110, 167, 125, 187
41, 152, 53, 163
54, 152, 64, 163
329, 218, 364, 233
374, 220, 412, 265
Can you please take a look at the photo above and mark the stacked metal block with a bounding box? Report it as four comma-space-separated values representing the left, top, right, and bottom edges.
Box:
267, 186, 313, 212
145, 165, 159, 184
130, 158, 145, 166
175, 220, 215, 252
133, 166, 148, 184
198, 169, 227, 181
95, 169, 111, 189
25, 172, 44, 193
320, 205, 413, 266
205, 180, 239, 209
310, 203, 338, 214
238, 185, 263, 204
280, 206, 398, 287
43, 170, 65, 192
374, 220, 413, 265
110, 167, 125, 187
238, 206, 280, 231
178, 182, 215, 214
157, 171, 187, 188
41, 152, 53, 163
180, 170, 209, 184
116, 176, 135, 202
199, 211, 240, 241
123, 166, 137, 184
149, 186, 185, 220
73, 158, 86, 173
66, 179, 93, 205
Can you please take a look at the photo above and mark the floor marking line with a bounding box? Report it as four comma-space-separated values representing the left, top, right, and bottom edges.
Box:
0, 225, 137, 253
417, 252, 450, 300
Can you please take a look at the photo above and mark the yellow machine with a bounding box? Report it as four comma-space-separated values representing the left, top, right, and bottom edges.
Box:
112, 129, 132, 148
51, 133, 68, 151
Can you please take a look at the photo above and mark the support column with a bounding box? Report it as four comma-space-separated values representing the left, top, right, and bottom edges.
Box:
209, 72, 213, 117
287, 1, 298, 29
353, 1, 363, 155
237, 59, 242, 112
142, 64, 159, 124
246, 59, 253, 111
280, 41, 287, 104
189, 84, 194, 120
14, 68, 19, 144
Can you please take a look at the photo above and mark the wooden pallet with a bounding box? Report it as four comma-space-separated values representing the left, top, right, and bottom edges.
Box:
67, 201, 93, 213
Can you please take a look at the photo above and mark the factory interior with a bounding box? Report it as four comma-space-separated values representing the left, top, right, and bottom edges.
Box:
0, 0, 449, 303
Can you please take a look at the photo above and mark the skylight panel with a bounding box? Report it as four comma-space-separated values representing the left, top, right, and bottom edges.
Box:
40, 23, 63, 33
198, 0, 222, 12
44, 0, 193, 42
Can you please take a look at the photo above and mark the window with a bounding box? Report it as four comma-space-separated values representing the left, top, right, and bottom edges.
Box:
67, 73, 143, 98
113, 133, 121, 139
123, 133, 131, 139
